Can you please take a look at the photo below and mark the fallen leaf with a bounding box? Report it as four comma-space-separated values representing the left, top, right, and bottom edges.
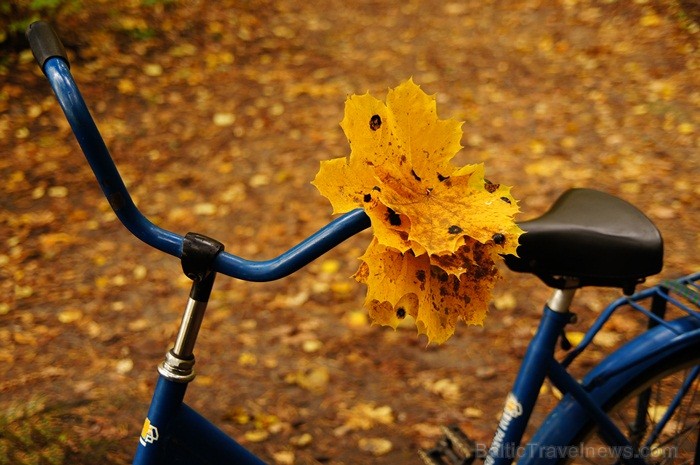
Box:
13, 332, 37, 345
272, 451, 295, 465
640, 12, 661, 27
213, 112, 236, 127
193, 203, 218, 216
290, 433, 313, 448
464, 407, 483, 418
302, 339, 322, 353
426, 378, 460, 400
143, 63, 163, 77
57, 309, 83, 324
238, 352, 258, 367
244, 430, 269, 443
286, 366, 330, 394
127, 318, 149, 331
566, 331, 586, 346
343, 310, 369, 328
115, 358, 134, 374
335, 403, 395, 436
48, 186, 68, 198
359, 437, 393, 456
594, 330, 621, 348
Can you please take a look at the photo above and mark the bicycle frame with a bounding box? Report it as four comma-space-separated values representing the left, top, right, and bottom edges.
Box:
134, 376, 267, 464
28, 23, 687, 465
483, 292, 648, 465
129, 287, 656, 465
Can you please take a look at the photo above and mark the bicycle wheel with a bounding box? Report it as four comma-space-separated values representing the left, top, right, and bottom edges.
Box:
524, 317, 700, 465
566, 358, 700, 465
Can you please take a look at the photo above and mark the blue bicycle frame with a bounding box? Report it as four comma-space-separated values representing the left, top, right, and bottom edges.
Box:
483, 297, 651, 465
29, 22, 693, 465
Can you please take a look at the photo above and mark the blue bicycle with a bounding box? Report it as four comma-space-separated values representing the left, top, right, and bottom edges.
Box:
27, 22, 700, 465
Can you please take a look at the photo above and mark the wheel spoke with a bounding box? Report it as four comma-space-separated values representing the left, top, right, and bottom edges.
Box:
565, 363, 700, 465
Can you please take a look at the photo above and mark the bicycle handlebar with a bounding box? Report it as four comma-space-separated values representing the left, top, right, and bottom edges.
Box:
27, 22, 371, 282
26, 21, 70, 70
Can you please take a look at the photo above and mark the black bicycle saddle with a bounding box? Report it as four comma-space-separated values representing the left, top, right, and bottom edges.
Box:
504, 188, 663, 294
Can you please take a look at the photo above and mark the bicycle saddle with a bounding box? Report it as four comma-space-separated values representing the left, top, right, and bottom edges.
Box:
504, 188, 663, 294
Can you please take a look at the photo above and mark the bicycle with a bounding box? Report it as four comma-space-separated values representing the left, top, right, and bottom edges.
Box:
25, 21, 700, 465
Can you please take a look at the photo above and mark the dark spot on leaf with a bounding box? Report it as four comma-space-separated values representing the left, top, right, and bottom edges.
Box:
474, 265, 494, 280
369, 114, 382, 131
386, 208, 401, 226
485, 179, 500, 193
501, 196, 512, 204
431, 266, 449, 283
400, 155, 407, 164
411, 169, 422, 182
396, 307, 406, 319
473, 244, 486, 263
492, 233, 505, 245
437, 173, 449, 182
415, 270, 426, 283
448, 225, 463, 235
372, 186, 381, 192
363, 193, 372, 202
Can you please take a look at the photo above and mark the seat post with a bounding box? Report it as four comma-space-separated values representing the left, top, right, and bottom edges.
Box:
547, 288, 576, 313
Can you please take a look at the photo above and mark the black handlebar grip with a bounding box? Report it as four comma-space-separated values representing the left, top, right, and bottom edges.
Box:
26, 21, 69, 70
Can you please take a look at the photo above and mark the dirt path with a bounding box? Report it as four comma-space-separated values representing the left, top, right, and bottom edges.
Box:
1, 1, 698, 464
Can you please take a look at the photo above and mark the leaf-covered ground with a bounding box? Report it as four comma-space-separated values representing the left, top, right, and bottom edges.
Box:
1, 1, 698, 464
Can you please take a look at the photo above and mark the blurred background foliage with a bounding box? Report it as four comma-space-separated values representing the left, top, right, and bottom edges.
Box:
0, 1, 82, 49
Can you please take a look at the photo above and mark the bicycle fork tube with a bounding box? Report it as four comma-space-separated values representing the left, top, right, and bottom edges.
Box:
133, 233, 223, 465
485, 290, 575, 465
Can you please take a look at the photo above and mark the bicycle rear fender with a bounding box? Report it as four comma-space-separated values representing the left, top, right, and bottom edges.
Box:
518, 316, 700, 465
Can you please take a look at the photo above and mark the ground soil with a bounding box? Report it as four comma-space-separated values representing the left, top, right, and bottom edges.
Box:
1, 1, 699, 464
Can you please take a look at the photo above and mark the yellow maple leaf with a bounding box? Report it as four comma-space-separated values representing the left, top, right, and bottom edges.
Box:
313, 79, 523, 343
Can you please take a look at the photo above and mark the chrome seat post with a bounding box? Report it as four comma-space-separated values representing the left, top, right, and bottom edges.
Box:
547, 288, 577, 313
